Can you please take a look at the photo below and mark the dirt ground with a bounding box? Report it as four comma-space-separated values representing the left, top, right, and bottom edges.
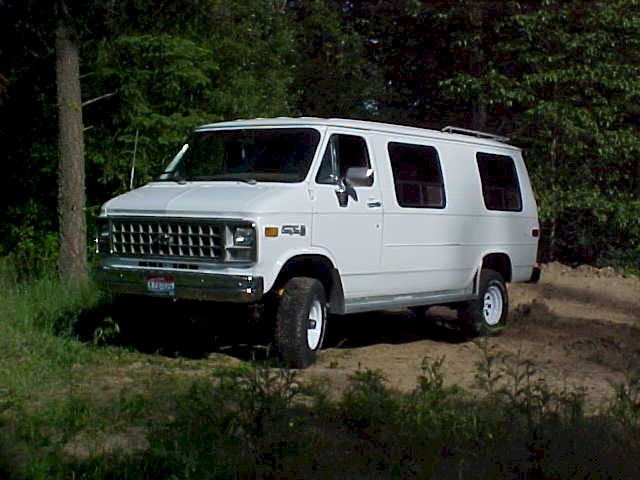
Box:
96, 262, 639, 411
300, 263, 640, 407
57, 262, 640, 461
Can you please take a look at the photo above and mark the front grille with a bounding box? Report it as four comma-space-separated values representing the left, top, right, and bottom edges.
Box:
110, 219, 224, 260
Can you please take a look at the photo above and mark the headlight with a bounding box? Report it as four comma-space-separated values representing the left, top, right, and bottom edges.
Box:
95, 218, 110, 254
233, 227, 255, 247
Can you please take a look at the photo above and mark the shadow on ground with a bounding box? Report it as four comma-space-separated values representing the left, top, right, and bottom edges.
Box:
73, 297, 467, 363
75, 295, 640, 372
325, 308, 466, 348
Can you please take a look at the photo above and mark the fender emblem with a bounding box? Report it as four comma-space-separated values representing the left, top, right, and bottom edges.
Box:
281, 225, 306, 236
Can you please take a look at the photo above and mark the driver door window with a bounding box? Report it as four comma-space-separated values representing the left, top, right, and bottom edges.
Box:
316, 134, 373, 186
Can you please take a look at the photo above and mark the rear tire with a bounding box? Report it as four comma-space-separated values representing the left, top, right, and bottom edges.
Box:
275, 277, 327, 368
458, 269, 508, 337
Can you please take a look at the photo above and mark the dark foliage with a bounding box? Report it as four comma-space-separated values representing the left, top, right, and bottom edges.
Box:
0, 0, 638, 268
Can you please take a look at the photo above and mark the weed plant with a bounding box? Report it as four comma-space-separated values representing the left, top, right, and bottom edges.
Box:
1, 256, 640, 478
4, 349, 640, 479
40, 356, 636, 480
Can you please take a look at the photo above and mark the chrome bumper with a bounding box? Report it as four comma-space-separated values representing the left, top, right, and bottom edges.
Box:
95, 266, 263, 303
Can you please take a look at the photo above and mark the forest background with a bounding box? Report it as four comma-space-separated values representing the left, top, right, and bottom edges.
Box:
1, 0, 639, 274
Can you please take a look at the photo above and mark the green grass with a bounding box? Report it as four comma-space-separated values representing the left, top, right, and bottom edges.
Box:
1, 256, 640, 478
0, 260, 100, 400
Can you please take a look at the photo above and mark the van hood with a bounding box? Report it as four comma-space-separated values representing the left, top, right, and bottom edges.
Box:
102, 181, 310, 217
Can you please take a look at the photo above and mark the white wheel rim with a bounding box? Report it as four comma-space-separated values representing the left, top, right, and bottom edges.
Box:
483, 285, 503, 326
307, 300, 324, 350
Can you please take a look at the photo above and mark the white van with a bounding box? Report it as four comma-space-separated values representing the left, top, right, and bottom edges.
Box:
96, 118, 540, 367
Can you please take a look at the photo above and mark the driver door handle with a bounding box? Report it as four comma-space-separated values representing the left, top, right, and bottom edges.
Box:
367, 200, 382, 208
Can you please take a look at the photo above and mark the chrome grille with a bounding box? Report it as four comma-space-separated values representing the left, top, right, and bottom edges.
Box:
110, 220, 224, 259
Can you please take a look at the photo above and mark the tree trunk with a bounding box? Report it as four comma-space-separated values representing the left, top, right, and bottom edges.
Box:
56, 21, 87, 280
548, 135, 558, 261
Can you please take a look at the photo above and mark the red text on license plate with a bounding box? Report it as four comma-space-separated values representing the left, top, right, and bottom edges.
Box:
147, 276, 175, 295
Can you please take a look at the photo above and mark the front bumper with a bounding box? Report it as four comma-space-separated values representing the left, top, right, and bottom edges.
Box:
96, 266, 263, 303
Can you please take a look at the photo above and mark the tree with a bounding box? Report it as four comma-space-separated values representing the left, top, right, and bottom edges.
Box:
346, 0, 524, 128
443, 0, 640, 263
83, 0, 298, 194
1, 0, 638, 270
289, 0, 381, 118
348, 0, 455, 126
55, 5, 86, 279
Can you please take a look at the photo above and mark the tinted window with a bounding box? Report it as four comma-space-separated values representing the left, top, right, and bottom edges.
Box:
316, 134, 373, 186
388, 142, 445, 208
476, 152, 522, 211
159, 128, 320, 183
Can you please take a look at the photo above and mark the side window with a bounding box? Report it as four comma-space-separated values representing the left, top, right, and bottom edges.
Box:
476, 152, 522, 211
388, 142, 446, 208
316, 134, 373, 186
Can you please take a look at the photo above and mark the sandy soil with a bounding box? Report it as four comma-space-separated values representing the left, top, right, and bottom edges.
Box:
301, 263, 640, 407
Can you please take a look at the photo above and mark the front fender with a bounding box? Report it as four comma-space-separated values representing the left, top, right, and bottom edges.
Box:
263, 246, 339, 293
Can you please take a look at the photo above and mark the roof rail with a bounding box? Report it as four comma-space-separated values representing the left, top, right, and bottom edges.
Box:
441, 126, 510, 143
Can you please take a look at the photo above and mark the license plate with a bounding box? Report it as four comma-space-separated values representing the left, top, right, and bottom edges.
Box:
146, 276, 175, 296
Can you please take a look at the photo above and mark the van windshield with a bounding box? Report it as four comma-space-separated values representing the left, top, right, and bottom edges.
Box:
158, 128, 321, 183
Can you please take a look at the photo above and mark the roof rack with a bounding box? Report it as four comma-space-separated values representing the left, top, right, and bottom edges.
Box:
441, 126, 510, 143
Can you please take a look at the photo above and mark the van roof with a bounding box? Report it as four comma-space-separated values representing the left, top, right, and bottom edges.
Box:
195, 117, 519, 151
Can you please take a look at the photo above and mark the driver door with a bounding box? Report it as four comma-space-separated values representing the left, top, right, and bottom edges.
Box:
310, 131, 384, 301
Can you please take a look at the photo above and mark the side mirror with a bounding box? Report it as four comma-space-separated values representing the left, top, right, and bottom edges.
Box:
335, 180, 348, 207
345, 167, 373, 187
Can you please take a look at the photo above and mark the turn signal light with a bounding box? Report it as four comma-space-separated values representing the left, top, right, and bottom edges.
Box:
265, 227, 279, 237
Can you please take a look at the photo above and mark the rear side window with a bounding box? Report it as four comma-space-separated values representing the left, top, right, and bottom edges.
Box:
388, 142, 445, 208
476, 152, 522, 211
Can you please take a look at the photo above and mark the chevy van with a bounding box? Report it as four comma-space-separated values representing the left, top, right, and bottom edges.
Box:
96, 118, 540, 367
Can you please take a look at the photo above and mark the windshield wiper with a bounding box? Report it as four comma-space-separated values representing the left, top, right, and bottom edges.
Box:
153, 172, 188, 184
191, 175, 257, 185
155, 177, 187, 185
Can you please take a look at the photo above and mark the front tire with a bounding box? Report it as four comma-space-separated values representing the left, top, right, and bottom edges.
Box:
458, 269, 508, 337
275, 277, 327, 368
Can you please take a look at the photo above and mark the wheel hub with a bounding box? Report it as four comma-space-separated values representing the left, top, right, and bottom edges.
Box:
483, 284, 503, 326
307, 300, 323, 350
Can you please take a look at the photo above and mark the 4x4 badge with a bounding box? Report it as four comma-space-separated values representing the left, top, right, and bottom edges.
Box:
281, 225, 306, 236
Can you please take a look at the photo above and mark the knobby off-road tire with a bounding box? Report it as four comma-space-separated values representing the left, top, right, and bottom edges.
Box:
459, 269, 508, 337
275, 277, 327, 368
